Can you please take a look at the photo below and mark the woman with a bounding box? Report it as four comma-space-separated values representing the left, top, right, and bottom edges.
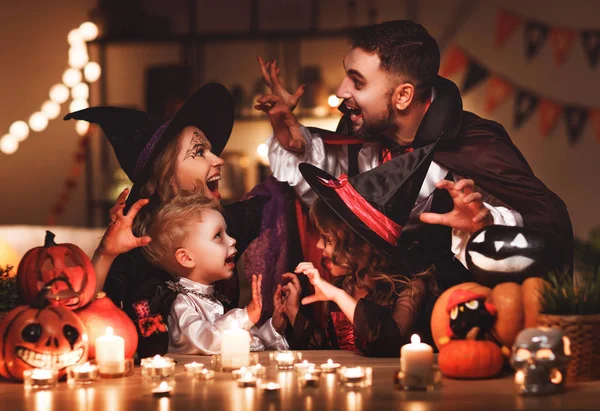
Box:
65, 83, 297, 356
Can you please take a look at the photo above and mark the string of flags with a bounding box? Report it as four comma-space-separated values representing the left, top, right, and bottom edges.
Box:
495, 7, 600, 68
439, 45, 600, 144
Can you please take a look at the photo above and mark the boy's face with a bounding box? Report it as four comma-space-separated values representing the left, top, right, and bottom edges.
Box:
180, 209, 237, 284
316, 234, 351, 277
336, 47, 395, 139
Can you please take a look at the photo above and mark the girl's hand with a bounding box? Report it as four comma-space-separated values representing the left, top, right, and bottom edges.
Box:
272, 284, 287, 333
246, 274, 263, 325
97, 188, 151, 258
280, 273, 301, 325
257, 57, 305, 111
295, 262, 341, 305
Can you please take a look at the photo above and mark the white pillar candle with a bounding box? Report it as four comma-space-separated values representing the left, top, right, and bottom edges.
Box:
400, 334, 433, 386
221, 324, 251, 369
95, 327, 125, 374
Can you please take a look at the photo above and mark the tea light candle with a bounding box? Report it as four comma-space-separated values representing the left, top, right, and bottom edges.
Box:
66, 362, 99, 385
221, 324, 251, 370
294, 360, 316, 374
184, 362, 205, 375
320, 359, 341, 373
237, 372, 258, 387
273, 351, 296, 369
299, 372, 321, 388
141, 355, 175, 379
339, 366, 372, 388
95, 327, 125, 375
400, 334, 434, 388
152, 381, 173, 397
195, 368, 215, 381
260, 382, 281, 393
23, 368, 58, 389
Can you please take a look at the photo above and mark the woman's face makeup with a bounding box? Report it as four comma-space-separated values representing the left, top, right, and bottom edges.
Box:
173, 126, 225, 199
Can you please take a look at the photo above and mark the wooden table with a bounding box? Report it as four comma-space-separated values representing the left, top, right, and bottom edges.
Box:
2, 351, 599, 410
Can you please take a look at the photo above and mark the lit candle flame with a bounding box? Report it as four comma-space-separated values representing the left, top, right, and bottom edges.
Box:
411, 334, 421, 344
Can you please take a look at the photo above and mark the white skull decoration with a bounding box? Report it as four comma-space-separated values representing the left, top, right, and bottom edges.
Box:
510, 327, 571, 395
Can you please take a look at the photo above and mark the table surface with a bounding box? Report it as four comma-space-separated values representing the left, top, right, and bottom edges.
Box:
2, 350, 598, 411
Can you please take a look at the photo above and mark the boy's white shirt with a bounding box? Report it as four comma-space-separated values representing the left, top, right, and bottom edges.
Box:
267, 125, 523, 268
167, 276, 288, 355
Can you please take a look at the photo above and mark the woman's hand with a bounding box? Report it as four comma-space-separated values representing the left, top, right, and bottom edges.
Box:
419, 179, 493, 233
257, 57, 305, 111
272, 284, 287, 333
280, 272, 301, 326
246, 274, 263, 325
295, 262, 341, 305
97, 188, 152, 258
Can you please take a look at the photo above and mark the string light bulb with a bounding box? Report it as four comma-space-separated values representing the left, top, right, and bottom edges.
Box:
67, 29, 84, 46
29, 112, 49, 132
75, 120, 90, 136
9, 121, 29, 142
62, 68, 82, 88
0, 134, 18, 155
49, 84, 70, 104
69, 99, 89, 113
68, 45, 89, 69
71, 83, 89, 100
83, 62, 101, 82
41, 101, 61, 120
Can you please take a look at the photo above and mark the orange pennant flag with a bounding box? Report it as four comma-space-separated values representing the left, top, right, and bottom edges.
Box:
539, 99, 563, 138
590, 109, 600, 144
485, 76, 514, 114
550, 28, 576, 65
495, 8, 522, 48
439, 45, 467, 78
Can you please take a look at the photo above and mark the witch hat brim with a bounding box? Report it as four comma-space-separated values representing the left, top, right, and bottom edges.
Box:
299, 135, 440, 256
64, 83, 234, 185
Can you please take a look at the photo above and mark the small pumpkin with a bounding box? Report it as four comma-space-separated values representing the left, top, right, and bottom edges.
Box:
0, 304, 88, 380
438, 339, 504, 379
75, 292, 138, 359
17, 231, 96, 310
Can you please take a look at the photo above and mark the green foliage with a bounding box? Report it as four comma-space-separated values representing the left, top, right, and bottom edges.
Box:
539, 271, 600, 315
0, 265, 18, 312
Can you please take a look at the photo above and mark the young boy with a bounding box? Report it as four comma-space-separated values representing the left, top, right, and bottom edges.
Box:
108, 191, 288, 355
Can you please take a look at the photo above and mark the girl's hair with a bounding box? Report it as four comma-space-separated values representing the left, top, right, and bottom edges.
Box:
310, 197, 436, 305
142, 191, 222, 274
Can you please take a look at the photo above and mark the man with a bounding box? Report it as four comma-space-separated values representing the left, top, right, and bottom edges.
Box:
256, 20, 572, 289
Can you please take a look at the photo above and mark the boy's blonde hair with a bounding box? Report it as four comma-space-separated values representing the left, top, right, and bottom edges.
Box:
142, 191, 222, 275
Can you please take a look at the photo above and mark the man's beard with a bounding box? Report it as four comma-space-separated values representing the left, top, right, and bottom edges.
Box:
353, 101, 394, 140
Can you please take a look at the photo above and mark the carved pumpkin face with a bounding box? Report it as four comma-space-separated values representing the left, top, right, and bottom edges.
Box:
465, 226, 548, 287
0, 305, 89, 380
17, 231, 96, 310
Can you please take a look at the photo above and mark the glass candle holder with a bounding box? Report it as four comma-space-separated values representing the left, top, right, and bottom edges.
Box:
23, 369, 59, 389
96, 358, 134, 378
338, 366, 372, 388
395, 364, 442, 391
212, 353, 258, 371
184, 362, 205, 376
269, 351, 302, 370
298, 371, 321, 388
320, 359, 341, 373
141, 355, 176, 381
151, 381, 174, 398
66, 362, 99, 385
237, 372, 258, 387
294, 360, 316, 374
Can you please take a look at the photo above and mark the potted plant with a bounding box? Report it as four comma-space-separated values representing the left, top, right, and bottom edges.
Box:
0, 265, 18, 323
536, 269, 600, 381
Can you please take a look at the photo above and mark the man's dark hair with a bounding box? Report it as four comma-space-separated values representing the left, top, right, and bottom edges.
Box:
348, 20, 440, 103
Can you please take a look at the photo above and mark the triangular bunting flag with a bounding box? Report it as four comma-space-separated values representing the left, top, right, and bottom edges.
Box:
524, 21, 549, 60
550, 28, 576, 65
495, 8, 522, 48
581, 30, 600, 68
590, 109, 600, 144
514, 90, 539, 128
485, 76, 513, 114
564, 106, 588, 144
539, 99, 563, 138
439, 45, 468, 78
462, 60, 489, 93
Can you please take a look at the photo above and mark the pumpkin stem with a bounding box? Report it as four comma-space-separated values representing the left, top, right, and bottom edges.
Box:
44, 230, 57, 247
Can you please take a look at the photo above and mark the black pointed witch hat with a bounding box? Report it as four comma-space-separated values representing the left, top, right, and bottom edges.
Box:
299, 135, 440, 256
64, 83, 234, 186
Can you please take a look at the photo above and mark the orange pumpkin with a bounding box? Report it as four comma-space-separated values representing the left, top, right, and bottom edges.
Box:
431, 279, 547, 350
17, 231, 96, 310
438, 339, 504, 378
75, 292, 138, 359
0, 305, 88, 380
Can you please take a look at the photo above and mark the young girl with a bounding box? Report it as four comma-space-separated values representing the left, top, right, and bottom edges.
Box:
106, 191, 288, 354
280, 140, 484, 357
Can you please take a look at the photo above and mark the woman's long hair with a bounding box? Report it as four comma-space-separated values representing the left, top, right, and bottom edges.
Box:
310, 197, 436, 306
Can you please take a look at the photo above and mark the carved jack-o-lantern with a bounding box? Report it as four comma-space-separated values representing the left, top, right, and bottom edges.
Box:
0, 305, 89, 380
466, 225, 548, 287
17, 231, 96, 310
